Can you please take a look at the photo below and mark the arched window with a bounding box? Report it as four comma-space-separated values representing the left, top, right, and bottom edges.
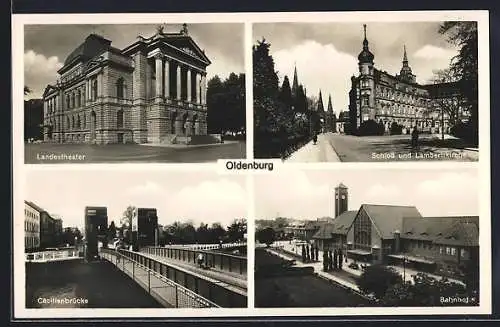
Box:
77, 115, 81, 128
92, 79, 98, 101
66, 116, 70, 129
83, 113, 86, 128
116, 78, 125, 99
71, 93, 75, 108
117, 109, 124, 128
71, 116, 75, 129
77, 90, 81, 107
66, 95, 70, 109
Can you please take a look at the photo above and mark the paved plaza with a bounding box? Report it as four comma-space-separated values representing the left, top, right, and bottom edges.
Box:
286, 133, 478, 162
25, 141, 246, 164
273, 241, 465, 288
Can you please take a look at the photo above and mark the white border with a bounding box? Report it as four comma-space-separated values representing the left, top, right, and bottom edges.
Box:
12, 10, 491, 319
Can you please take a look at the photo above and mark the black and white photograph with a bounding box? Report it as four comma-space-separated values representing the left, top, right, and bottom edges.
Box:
255, 169, 481, 307
24, 23, 246, 163
22, 170, 247, 309
253, 21, 481, 162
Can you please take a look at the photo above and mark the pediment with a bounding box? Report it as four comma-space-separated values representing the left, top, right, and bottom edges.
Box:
163, 37, 211, 65
42, 85, 58, 98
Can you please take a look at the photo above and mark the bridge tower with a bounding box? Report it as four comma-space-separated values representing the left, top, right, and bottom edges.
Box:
84, 206, 108, 261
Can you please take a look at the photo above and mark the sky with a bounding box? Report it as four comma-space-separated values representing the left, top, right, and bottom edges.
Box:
253, 22, 461, 114
24, 170, 247, 231
24, 23, 244, 99
254, 169, 479, 220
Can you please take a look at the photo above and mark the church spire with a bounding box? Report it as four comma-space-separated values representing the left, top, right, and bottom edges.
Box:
292, 63, 299, 96
327, 94, 333, 113
399, 44, 415, 83
317, 89, 324, 112
363, 24, 368, 49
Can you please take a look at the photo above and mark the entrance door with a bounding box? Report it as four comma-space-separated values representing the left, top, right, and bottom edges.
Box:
117, 133, 124, 144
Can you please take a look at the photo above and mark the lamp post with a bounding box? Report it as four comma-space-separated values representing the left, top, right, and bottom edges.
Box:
403, 255, 408, 284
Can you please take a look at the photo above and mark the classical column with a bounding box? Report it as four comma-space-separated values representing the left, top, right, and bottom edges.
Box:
164, 58, 170, 98
196, 72, 201, 104
155, 54, 163, 98
98, 73, 103, 98
201, 74, 207, 105
186, 67, 192, 102
176, 64, 182, 100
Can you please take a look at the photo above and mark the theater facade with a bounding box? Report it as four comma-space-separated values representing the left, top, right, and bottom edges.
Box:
348, 24, 469, 135
313, 183, 479, 280
42, 24, 211, 144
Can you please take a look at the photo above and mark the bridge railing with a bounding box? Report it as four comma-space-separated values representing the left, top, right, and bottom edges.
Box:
163, 242, 246, 251
143, 246, 247, 276
101, 249, 246, 308
25, 249, 82, 263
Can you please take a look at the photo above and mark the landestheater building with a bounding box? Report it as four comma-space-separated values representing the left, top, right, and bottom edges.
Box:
312, 183, 479, 280
42, 24, 211, 144
348, 25, 468, 134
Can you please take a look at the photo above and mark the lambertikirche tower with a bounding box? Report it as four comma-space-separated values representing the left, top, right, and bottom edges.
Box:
348, 24, 464, 135
42, 24, 211, 144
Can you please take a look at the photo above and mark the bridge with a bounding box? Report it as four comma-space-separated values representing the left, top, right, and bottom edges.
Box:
25, 243, 247, 308
26, 248, 82, 263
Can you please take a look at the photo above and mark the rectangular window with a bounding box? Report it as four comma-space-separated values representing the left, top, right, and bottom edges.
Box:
451, 247, 456, 256
461, 249, 468, 258
446, 247, 451, 255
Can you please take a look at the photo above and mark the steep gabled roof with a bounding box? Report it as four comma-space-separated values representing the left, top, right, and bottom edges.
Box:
312, 210, 357, 239
331, 210, 357, 235
312, 223, 336, 239
361, 204, 422, 239
403, 216, 479, 246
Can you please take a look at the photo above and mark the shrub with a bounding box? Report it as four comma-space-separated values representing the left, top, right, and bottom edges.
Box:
390, 122, 403, 135
450, 121, 478, 146
357, 264, 403, 299
256, 227, 276, 247
357, 119, 385, 136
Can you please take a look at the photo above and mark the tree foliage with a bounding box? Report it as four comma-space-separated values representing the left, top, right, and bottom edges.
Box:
438, 21, 478, 145
256, 227, 276, 246
382, 273, 475, 306
206, 73, 245, 135
357, 265, 402, 299
253, 39, 315, 158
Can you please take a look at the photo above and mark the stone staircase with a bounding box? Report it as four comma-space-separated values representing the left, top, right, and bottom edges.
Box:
158, 134, 223, 145
159, 134, 177, 144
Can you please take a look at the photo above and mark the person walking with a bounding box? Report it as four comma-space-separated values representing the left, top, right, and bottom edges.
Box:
322, 250, 328, 271
315, 246, 319, 262
333, 249, 338, 270
197, 252, 204, 268
411, 126, 419, 150
301, 244, 306, 263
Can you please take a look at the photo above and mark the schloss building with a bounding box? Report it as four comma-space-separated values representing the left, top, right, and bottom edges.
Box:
42, 24, 211, 144
349, 24, 469, 134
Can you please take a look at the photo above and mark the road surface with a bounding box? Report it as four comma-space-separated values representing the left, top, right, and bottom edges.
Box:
286, 133, 478, 162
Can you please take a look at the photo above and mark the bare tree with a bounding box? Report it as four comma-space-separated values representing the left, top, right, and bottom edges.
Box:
427, 69, 465, 140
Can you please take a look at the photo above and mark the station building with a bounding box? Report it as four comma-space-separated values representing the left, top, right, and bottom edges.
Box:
313, 183, 479, 279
